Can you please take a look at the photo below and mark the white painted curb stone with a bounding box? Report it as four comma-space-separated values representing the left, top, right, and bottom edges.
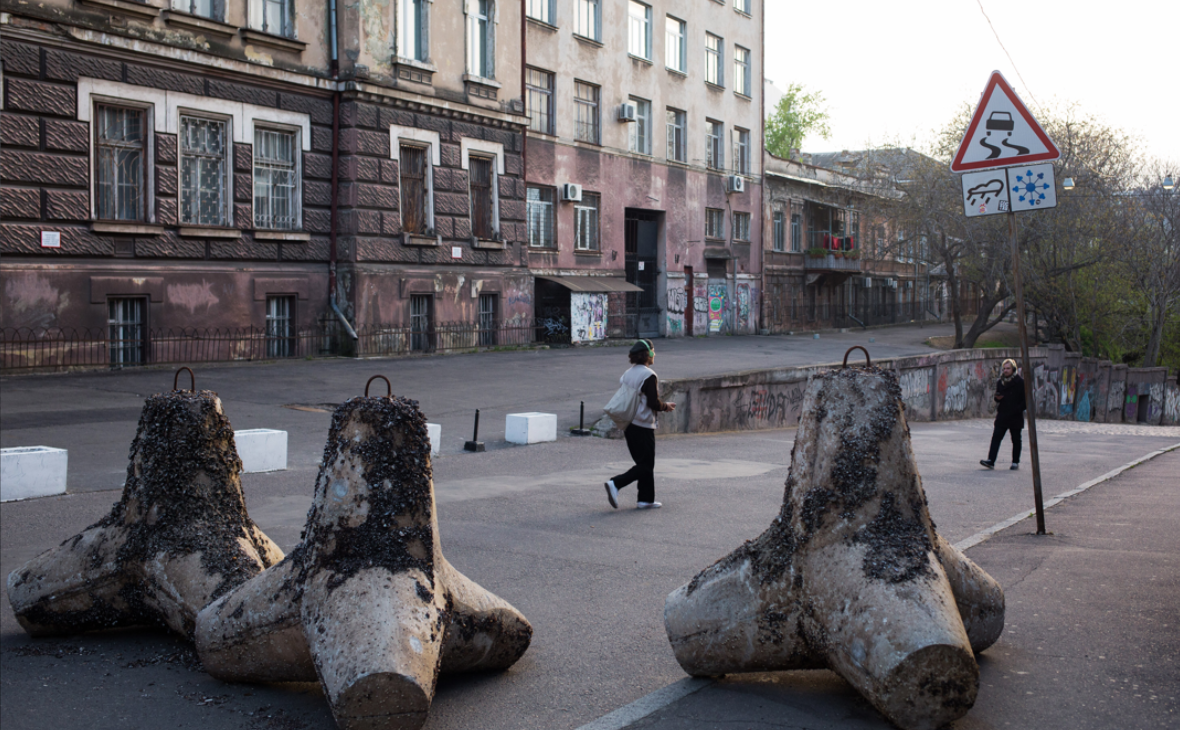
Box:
505, 412, 557, 444
427, 423, 441, 456
234, 429, 288, 473
1, 446, 68, 502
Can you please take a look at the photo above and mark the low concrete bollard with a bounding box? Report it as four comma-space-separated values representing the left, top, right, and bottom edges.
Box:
1, 446, 68, 502
505, 412, 557, 444
196, 393, 532, 730
234, 429, 288, 473
427, 422, 441, 455
6, 388, 283, 639
664, 365, 1004, 730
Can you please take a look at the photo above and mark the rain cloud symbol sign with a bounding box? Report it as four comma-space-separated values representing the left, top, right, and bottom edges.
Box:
1012, 169, 1050, 206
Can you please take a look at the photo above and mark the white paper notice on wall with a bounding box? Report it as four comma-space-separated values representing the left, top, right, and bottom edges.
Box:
41, 231, 61, 248
638, 261, 645, 270
451, 246, 463, 259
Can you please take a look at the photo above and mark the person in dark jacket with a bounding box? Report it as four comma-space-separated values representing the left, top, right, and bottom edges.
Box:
981, 358, 1026, 470
604, 339, 676, 509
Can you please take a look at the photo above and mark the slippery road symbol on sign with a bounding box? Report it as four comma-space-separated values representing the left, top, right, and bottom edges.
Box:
950, 71, 1059, 173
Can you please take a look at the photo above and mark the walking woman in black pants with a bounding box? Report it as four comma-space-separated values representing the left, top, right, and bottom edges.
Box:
604, 340, 675, 509
981, 358, 1027, 470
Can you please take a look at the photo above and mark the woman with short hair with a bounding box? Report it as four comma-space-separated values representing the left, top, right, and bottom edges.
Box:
981, 358, 1027, 470
604, 339, 676, 509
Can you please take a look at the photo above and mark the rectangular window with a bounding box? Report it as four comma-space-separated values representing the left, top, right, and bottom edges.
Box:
525, 0, 552, 24
733, 211, 750, 242
174, 0, 224, 21
574, 192, 600, 251
575, 0, 600, 41
773, 211, 784, 252
705, 33, 723, 86
179, 115, 230, 227
706, 119, 723, 170
733, 127, 750, 175
399, 0, 428, 61
479, 293, 498, 347
526, 67, 554, 135
400, 145, 429, 234
108, 297, 145, 366
466, 0, 494, 79
410, 294, 433, 352
253, 127, 298, 230
266, 295, 295, 358
733, 0, 751, 14
791, 212, 802, 252
469, 155, 495, 240
527, 186, 555, 248
705, 208, 724, 240
95, 105, 146, 222
734, 45, 751, 96
666, 107, 686, 162
574, 81, 600, 144
665, 16, 686, 73
628, 97, 651, 155
627, 1, 652, 60
249, 0, 292, 38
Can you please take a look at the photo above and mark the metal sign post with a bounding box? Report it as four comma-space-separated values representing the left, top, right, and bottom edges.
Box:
1008, 211, 1047, 534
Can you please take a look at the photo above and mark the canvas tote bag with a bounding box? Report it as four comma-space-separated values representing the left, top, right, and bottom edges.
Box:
603, 380, 643, 429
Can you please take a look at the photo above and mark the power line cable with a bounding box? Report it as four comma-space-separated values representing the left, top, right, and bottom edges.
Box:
975, 0, 1041, 109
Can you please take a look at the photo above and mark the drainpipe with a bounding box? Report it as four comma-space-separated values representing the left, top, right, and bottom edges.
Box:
328, 0, 357, 340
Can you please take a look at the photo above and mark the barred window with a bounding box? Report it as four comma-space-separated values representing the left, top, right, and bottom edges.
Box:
526, 67, 554, 135
479, 293, 498, 347
666, 107, 686, 162
253, 128, 299, 230
734, 45, 751, 96
574, 81, 600, 144
179, 115, 230, 227
95, 105, 146, 222
705, 33, 723, 86
400, 145, 429, 234
706, 119, 723, 170
575, 192, 600, 251
527, 186, 555, 248
108, 297, 145, 366
705, 208, 724, 240
733, 211, 750, 241
266, 295, 295, 358
575, 0, 600, 41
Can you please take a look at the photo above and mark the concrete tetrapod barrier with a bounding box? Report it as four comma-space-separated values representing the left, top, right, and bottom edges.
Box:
6, 388, 284, 639
195, 392, 533, 730
664, 365, 1004, 730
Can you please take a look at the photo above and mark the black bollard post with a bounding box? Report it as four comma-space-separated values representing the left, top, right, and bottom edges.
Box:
464, 409, 486, 452
571, 401, 591, 436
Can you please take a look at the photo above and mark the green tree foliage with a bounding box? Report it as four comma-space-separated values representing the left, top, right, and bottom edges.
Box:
765, 84, 831, 157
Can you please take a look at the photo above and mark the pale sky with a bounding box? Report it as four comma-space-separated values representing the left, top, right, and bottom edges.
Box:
765, 0, 1180, 166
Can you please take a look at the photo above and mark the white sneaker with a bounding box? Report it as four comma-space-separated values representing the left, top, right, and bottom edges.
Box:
604, 480, 619, 509
636, 501, 662, 509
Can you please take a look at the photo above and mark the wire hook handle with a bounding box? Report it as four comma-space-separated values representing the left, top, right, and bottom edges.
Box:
842, 346, 872, 368
365, 375, 391, 398
173, 366, 195, 392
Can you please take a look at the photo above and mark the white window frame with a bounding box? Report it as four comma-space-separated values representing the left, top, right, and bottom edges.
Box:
252, 123, 302, 230
461, 139, 504, 238
666, 107, 686, 163
574, 192, 600, 251
526, 0, 554, 25
248, 0, 294, 38
575, 0, 601, 41
706, 119, 723, 170
526, 67, 555, 135
390, 125, 441, 233
574, 80, 600, 145
734, 44, 751, 97
705, 33, 724, 87
665, 15, 686, 73
733, 0, 751, 15
173, 0, 224, 22
527, 185, 556, 248
465, 0, 497, 80
629, 96, 652, 156
733, 126, 750, 175
627, 1, 652, 61
396, 0, 430, 63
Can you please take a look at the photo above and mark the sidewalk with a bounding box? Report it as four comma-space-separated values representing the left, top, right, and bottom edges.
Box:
618, 448, 1180, 730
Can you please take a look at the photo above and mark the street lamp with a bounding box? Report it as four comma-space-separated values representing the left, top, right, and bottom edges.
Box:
1165, 175, 1175, 191
1062, 177, 1075, 190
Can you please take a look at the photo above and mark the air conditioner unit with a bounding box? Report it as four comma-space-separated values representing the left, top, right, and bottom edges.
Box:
888, 279, 898, 290
561, 183, 583, 202
862, 277, 873, 289
617, 103, 638, 122
726, 175, 745, 194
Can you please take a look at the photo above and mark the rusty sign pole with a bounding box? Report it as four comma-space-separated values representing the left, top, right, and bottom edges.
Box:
1008, 210, 1046, 534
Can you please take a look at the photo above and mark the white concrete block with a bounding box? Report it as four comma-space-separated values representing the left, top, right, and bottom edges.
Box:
427, 423, 441, 456
234, 429, 288, 473
505, 412, 557, 445
1, 446, 68, 502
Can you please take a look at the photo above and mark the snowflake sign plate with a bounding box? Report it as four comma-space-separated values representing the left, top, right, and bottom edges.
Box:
961, 164, 1056, 217
951, 71, 1060, 173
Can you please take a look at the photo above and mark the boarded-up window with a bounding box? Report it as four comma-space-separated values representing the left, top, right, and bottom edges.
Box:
400, 145, 428, 234
469, 156, 494, 239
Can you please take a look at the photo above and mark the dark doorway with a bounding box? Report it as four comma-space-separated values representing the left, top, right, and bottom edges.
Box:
683, 265, 693, 337
625, 209, 661, 338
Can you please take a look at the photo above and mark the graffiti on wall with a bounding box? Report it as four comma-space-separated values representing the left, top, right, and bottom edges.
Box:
1164, 383, 1180, 425
1058, 366, 1076, 417
693, 280, 708, 336
737, 284, 751, 331
1148, 383, 1165, 424
570, 293, 606, 343
1035, 365, 1060, 418
707, 283, 726, 334
667, 285, 687, 337
899, 368, 933, 413
1107, 379, 1125, 415
1124, 384, 1139, 423
696, 383, 806, 431
937, 361, 993, 416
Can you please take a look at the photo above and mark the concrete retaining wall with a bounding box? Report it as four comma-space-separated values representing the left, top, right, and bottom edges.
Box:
660, 344, 1180, 434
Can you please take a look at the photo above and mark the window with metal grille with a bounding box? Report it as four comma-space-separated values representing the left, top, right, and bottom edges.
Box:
466, 0, 494, 79
666, 107, 686, 162
400, 145, 429, 234
706, 119, 723, 170
574, 81, 600, 144
95, 105, 146, 222
628, 97, 651, 155
791, 212, 802, 252
527, 186, 555, 248
174, 0, 224, 21
733, 212, 750, 241
266, 295, 295, 358
180, 116, 230, 227
665, 15, 686, 73
253, 128, 298, 230
469, 156, 495, 240
479, 293, 498, 347
574, 192, 600, 251
734, 45, 751, 96
705, 33, 723, 86
526, 67, 554, 135
575, 0, 600, 41
705, 208, 724, 240
773, 211, 785, 252
399, 0, 428, 61
410, 295, 432, 352
108, 297, 145, 366
628, 1, 651, 60
733, 127, 750, 174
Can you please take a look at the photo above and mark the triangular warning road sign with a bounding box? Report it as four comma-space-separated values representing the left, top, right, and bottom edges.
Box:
950, 71, 1059, 173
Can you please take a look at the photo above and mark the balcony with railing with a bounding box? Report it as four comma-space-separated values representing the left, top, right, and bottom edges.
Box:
804, 230, 862, 271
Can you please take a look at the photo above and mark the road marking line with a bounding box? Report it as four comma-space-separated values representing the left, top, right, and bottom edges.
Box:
572, 677, 712, 730
954, 442, 1180, 551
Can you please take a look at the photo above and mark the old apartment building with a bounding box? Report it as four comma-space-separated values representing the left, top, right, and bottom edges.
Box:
523, 0, 763, 341
1, 0, 530, 362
